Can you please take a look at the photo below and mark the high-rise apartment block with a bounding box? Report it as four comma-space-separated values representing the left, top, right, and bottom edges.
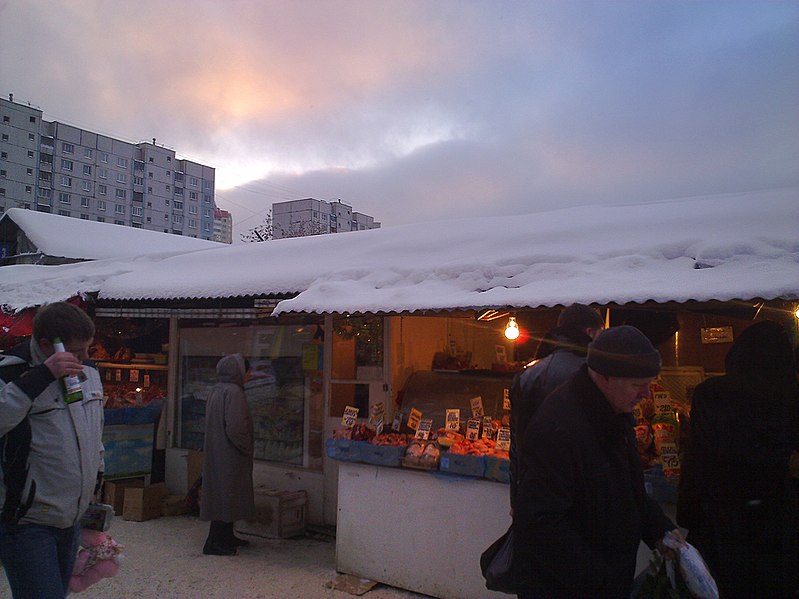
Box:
213, 207, 233, 244
271, 198, 380, 239
0, 95, 223, 241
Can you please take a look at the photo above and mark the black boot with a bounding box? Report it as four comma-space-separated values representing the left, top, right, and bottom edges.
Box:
203, 521, 237, 555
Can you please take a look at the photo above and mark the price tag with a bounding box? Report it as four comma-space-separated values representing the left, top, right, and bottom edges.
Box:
391, 410, 403, 432
481, 416, 493, 440
341, 405, 359, 428
415, 419, 433, 440
130, 369, 140, 383
503, 388, 511, 412
470, 396, 485, 418
369, 402, 385, 426
143, 374, 151, 388
445, 409, 460, 431
466, 418, 481, 441
654, 391, 672, 416
660, 442, 681, 477
407, 408, 422, 431
496, 426, 511, 451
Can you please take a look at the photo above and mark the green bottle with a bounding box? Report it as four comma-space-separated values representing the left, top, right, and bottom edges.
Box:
53, 337, 84, 404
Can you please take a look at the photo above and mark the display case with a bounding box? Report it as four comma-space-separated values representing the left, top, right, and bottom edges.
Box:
97, 361, 168, 409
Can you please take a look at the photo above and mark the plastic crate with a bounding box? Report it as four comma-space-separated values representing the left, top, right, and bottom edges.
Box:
483, 456, 510, 483
357, 443, 405, 467
438, 453, 485, 478
325, 438, 366, 462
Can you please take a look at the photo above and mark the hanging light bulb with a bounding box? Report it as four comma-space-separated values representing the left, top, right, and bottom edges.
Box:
504, 316, 520, 340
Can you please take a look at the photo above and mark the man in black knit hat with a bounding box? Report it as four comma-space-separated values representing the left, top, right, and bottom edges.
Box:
514, 325, 684, 598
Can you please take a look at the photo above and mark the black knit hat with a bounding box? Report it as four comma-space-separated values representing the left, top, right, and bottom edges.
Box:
587, 325, 661, 378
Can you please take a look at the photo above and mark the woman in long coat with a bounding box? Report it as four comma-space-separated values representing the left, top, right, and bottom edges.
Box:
200, 353, 255, 555
677, 320, 799, 597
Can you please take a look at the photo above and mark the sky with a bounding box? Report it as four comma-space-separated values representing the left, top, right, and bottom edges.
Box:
1, 1, 798, 241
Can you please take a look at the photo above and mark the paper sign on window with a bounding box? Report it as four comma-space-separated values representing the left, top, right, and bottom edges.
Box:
503, 388, 511, 412
341, 405, 359, 428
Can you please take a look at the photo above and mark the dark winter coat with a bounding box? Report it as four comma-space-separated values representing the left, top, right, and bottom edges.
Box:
509, 326, 593, 512
200, 354, 255, 523
514, 366, 674, 598
677, 320, 799, 598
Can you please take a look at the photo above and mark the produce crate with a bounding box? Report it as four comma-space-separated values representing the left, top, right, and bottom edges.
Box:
237, 489, 307, 539
325, 438, 368, 463
438, 453, 485, 478
483, 456, 510, 483
357, 443, 405, 467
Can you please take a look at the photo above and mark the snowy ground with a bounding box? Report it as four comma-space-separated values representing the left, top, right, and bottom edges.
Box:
0, 515, 430, 599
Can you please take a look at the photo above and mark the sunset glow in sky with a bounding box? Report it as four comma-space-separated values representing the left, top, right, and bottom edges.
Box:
1, 1, 797, 240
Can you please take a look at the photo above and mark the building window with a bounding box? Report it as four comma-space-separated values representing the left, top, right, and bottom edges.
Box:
166, 156, 171, 162
81, 197, 90, 208
204, 222, 211, 232
148, 157, 154, 163
62, 143, 74, 154
2, 116, 9, 123
188, 205, 197, 215
61, 159, 73, 171
189, 218, 197, 228
98, 168, 107, 179
131, 206, 143, 217
165, 185, 170, 192
59, 192, 71, 204
27, 150, 34, 158
38, 188, 51, 199
132, 222, 142, 228
115, 204, 125, 214
84, 148, 93, 159
60, 175, 72, 187
100, 152, 108, 163
147, 187, 152, 194
173, 214, 183, 224
58, 210, 70, 217
174, 187, 183, 196
148, 172, 153, 179
204, 194, 211, 203
203, 208, 211, 218
115, 189, 127, 200
97, 200, 106, 211
98, 184, 107, 195
0, 188, 5, 197
0, 152, 7, 160
82, 181, 92, 192
97, 217, 105, 222
116, 173, 127, 184
25, 186, 32, 194
115, 220, 124, 225
80, 214, 89, 220
174, 200, 183, 210
165, 199, 169, 206
117, 157, 128, 169
29, 116, 35, 123
1, 133, 8, 141
83, 165, 91, 176
166, 170, 171, 177
133, 176, 144, 186
28, 133, 34, 141
189, 191, 198, 200
26, 168, 33, 176
189, 176, 198, 186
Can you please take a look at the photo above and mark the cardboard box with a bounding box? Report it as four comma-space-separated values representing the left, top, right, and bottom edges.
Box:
123, 482, 167, 521
161, 494, 189, 516
103, 478, 144, 515
237, 489, 307, 539
186, 450, 204, 489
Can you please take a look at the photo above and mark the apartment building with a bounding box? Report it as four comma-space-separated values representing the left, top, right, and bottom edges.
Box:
0, 95, 221, 241
213, 207, 233, 244
271, 198, 380, 239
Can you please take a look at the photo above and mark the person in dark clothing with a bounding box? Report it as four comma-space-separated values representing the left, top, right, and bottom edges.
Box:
677, 320, 799, 598
515, 325, 682, 598
509, 304, 604, 512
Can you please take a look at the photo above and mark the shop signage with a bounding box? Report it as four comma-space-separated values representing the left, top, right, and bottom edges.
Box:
503, 388, 511, 411
700, 326, 734, 344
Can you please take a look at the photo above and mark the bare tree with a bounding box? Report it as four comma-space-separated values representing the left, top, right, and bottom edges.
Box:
275, 220, 328, 239
240, 210, 273, 243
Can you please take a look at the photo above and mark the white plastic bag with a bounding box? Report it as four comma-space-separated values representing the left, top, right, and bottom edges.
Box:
662, 532, 719, 599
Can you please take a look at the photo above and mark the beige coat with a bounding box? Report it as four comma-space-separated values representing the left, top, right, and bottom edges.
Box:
199, 354, 254, 522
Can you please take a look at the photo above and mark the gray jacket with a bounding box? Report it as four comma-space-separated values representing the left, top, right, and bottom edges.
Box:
0, 339, 104, 528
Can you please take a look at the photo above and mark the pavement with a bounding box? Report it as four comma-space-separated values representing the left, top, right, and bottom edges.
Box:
0, 515, 430, 599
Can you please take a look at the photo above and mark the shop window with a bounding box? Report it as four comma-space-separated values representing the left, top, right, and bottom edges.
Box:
331, 316, 383, 380
176, 322, 325, 469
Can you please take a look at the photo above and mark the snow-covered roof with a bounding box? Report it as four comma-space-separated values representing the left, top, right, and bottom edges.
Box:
1, 208, 219, 261
1, 188, 797, 315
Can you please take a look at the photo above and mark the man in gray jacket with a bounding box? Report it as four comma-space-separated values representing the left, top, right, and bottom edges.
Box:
509, 304, 603, 512
0, 302, 104, 599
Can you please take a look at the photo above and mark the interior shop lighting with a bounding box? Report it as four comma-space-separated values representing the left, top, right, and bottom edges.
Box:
504, 316, 520, 341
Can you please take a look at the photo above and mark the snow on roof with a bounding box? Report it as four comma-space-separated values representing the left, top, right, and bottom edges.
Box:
1, 208, 219, 261
1, 188, 797, 315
